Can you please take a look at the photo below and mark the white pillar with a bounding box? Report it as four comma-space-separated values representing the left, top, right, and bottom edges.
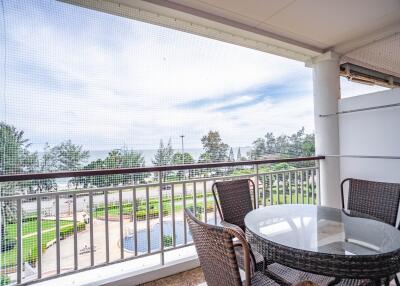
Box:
310, 51, 341, 207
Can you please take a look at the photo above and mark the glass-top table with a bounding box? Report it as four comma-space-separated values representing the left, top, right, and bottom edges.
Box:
245, 204, 400, 282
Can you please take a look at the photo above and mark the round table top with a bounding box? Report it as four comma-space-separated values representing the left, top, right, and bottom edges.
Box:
244, 204, 400, 257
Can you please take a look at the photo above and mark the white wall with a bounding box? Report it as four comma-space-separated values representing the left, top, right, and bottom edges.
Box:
339, 88, 400, 183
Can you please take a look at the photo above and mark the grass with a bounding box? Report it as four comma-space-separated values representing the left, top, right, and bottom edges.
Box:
5, 219, 72, 238
92, 185, 316, 221
1, 219, 83, 268
92, 194, 216, 219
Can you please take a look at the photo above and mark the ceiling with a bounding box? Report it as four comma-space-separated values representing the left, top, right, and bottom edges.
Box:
63, 0, 400, 78
162, 0, 400, 51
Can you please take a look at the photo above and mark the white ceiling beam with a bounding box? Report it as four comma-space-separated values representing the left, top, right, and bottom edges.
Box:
141, 0, 323, 54
60, 0, 322, 62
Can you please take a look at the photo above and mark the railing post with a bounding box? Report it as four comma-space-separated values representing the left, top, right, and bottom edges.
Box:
73, 194, 78, 270
283, 172, 286, 204
193, 182, 197, 217
308, 170, 311, 204
90, 192, 95, 264
300, 171, 304, 204
104, 191, 110, 262
316, 160, 321, 205
255, 164, 259, 208
289, 172, 292, 204
172, 184, 176, 248
56, 194, 60, 274
159, 171, 164, 265
117, 189, 124, 259
311, 169, 315, 205
269, 173, 273, 205
132, 188, 137, 257
146, 186, 151, 253
203, 181, 207, 223
17, 199, 22, 284
183, 182, 187, 243
37, 197, 42, 279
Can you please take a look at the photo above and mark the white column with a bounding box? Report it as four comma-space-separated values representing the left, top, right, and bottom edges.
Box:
310, 51, 341, 207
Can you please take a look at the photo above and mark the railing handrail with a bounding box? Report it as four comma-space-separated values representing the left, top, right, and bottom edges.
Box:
0, 166, 320, 201
0, 156, 324, 182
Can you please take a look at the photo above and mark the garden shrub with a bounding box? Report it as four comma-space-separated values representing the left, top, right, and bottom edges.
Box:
163, 235, 173, 247
0, 275, 10, 286
60, 222, 86, 239
1, 238, 16, 252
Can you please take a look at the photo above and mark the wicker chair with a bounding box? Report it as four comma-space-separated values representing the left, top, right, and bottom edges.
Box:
342, 178, 400, 286
212, 179, 371, 286
212, 179, 265, 272
341, 178, 400, 226
185, 208, 279, 286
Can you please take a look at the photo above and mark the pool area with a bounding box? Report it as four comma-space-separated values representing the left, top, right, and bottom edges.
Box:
123, 219, 216, 253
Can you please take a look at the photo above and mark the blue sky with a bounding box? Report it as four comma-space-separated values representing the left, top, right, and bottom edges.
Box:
0, 0, 386, 151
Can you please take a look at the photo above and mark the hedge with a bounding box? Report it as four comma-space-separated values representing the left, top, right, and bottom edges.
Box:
60, 222, 86, 239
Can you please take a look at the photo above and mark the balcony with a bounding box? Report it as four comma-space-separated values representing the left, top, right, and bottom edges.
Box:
0, 157, 322, 285
1, 0, 400, 285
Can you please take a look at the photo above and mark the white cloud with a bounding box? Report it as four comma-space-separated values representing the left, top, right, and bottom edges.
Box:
2, 1, 384, 153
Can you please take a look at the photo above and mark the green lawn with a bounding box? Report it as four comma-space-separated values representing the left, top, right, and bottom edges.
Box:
5, 219, 72, 238
93, 186, 316, 221
92, 194, 216, 219
2, 219, 80, 268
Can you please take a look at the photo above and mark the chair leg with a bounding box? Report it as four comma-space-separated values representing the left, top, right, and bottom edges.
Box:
395, 274, 400, 286
327, 278, 342, 286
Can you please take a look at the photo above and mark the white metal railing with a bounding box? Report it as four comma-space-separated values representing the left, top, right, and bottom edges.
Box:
0, 157, 321, 285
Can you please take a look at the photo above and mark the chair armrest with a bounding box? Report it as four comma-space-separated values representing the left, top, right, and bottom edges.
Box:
232, 241, 257, 276
220, 220, 241, 229
221, 220, 257, 283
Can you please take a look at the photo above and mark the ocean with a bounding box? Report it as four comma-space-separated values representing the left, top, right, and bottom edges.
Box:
88, 147, 251, 166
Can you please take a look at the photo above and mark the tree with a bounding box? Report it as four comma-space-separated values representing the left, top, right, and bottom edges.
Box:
228, 147, 235, 162
27, 143, 58, 194
236, 148, 242, 161
81, 148, 146, 187
275, 134, 290, 155
289, 127, 305, 156
172, 152, 195, 179
0, 122, 32, 175
152, 139, 174, 166
200, 131, 229, 162
265, 133, 276, 154
79, 159, 106, 188
249, 127, 315, 159
302, 133, 315, 157
52, 140, 90, 171
0, 123, 34, 227
48, 140, 89, 188
172, 152, 194, 165
248, 138, 266, 159
119, 147, 146, 184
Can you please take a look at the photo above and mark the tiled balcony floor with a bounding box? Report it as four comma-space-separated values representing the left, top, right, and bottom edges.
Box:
138, 267, 400, 286
140, 267, 206, 286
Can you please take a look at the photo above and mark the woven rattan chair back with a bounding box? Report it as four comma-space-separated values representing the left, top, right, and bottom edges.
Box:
185, 208, 252, 286
212, 179, 255, 230
341, 178, 400, 226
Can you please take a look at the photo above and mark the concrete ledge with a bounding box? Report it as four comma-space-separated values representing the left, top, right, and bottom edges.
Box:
32, 245, 200, 286
100, 256, 199, 286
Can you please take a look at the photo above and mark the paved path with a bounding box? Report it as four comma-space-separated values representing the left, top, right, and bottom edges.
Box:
39, 212, 188, 277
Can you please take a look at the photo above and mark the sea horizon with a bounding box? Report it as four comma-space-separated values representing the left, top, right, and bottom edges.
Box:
35, 146, 252, 167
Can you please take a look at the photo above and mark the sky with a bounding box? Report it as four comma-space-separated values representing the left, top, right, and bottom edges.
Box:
0, 0, 387, 151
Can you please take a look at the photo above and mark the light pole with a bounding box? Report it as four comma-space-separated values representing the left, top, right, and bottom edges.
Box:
180, 135, 185, 164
